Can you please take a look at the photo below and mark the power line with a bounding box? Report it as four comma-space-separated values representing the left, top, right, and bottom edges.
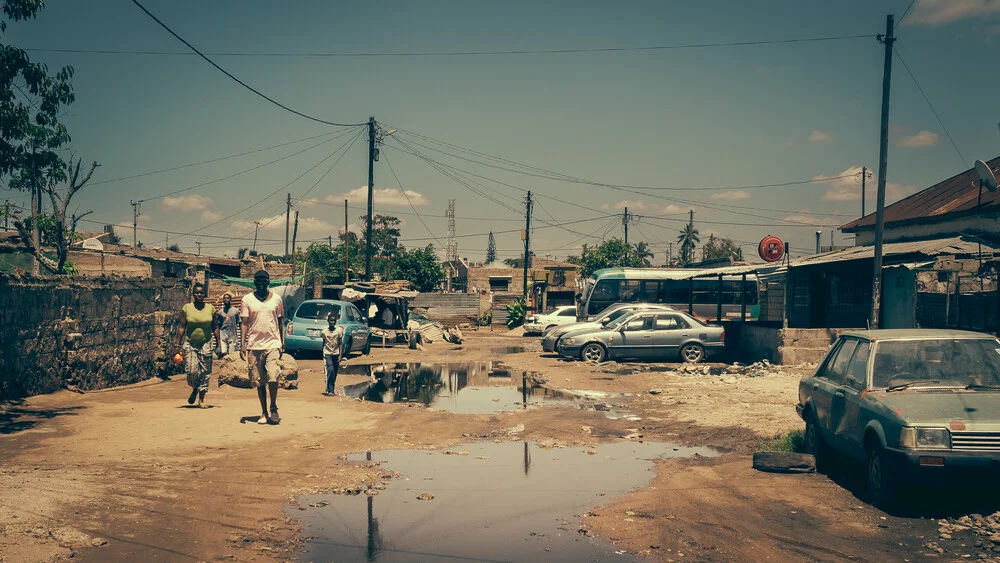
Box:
130, 0, 365, 128
88, 130, 348, 186
898, 0, 918, 26
25, 33, 877, 58
398, 216, 613, 243
381, 151, 441, 244
893, 46, 968, 168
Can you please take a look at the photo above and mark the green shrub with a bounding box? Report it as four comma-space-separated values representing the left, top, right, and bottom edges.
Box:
757, 429, 806, 453
505, 298, 526, 329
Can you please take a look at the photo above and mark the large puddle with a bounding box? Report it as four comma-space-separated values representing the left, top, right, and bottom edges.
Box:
340, 362, 585, 414
291, 441, 718, 562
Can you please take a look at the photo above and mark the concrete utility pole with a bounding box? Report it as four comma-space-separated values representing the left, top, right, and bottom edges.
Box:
129, 200, 140, 248
291, 210, 299, 276
522, 191, 533, 301
861, 166, 869, 217
871, 14, 895, 330
622, 207, 634, 265
366, 116, 376, 281
344, 198, 350, 282
815, 231, 822, 254
252, 220, 261, 252
285, 192, 291, 259
195, 241, 202, 256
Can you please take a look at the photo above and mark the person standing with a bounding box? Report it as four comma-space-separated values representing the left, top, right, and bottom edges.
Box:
321, 310, 346, 396
174, 282, 220, 408
240, 270, 285, 424
216, 292, 241, 358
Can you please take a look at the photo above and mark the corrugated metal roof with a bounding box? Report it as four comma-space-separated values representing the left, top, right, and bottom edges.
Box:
787, 236, 1000, 267
841, 155, 1000, 232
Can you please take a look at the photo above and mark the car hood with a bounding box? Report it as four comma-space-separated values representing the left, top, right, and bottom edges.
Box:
876, 390, 1000, 431
549, 322, 601, 338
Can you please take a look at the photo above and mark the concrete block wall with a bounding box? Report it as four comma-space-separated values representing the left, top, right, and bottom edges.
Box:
0, 275, 189, 400
738, 324, 852, 365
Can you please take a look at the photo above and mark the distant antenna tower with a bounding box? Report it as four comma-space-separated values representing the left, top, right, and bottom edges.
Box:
446, 199, 458, 261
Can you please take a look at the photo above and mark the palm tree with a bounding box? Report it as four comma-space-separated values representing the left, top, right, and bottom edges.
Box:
632, 242, 654, 267
677, 224, 700, 265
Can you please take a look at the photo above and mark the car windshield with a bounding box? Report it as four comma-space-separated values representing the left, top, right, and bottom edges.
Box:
295, 302, 342, 320
873, 338, 1000, 389
605, 313, 642, 330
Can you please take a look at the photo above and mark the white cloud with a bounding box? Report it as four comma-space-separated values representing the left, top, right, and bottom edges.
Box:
115, 214, 152, 242
905, 0, 1000, 25
327, 185, 428, 207
816, 166, 917, 204
808, 130, 832, 142
201, 210, 223, 222
659, 204, 688, 215
232, 214, 337, 235
299, 198, 322, 209
896, 130, 940, 148
600, 200, 647, 211
160, 194, 213, 212
709, 190, 751, 201
782, 210, 834, 226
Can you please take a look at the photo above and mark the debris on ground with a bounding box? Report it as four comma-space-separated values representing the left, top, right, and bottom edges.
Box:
216, 353, 298, 390
752, 452, 816, 474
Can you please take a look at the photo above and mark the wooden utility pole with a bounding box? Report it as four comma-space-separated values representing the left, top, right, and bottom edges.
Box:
129, 200, 140, 248
522, 191, 532, 301
284, 192, 291, 260
871, 14, 895, 330
861, 166, 868, 217
291, 210, 299, 276
195, 241, 202, 256
344, 198, 350, 282
365, 116, 376, 281
252, 220, 260, 252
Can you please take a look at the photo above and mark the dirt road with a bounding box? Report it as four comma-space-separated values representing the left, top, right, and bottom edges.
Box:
0, 330, 952, 561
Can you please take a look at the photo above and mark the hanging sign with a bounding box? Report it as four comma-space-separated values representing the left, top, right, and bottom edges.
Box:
758, 235, 785, 263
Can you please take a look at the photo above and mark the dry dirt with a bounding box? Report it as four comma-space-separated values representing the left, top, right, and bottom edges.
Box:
0, 328, 952, 561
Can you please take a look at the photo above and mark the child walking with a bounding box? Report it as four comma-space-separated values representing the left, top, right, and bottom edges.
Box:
321, 310, 346, 396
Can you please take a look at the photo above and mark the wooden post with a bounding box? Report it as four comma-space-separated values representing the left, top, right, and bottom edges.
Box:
717, 273, 724, 322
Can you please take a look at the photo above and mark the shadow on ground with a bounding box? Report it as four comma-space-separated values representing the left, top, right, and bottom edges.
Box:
0, 401, 85, 435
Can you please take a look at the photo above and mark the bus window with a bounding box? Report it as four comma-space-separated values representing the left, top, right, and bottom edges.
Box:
592, 279, 620, 301
641, 280, 664, 303
621, 280, 640, 301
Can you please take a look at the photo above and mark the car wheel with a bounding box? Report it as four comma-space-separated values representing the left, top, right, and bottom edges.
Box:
866, 442, 899, 508
581, 343, 607, 363
679, 343, 705, 364
804, 414, 829, 472
363, 336, 371, 355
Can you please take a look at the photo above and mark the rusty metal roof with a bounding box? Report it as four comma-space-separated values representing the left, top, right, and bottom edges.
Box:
788, 236, 1000, 267
841, 155, 1000, 232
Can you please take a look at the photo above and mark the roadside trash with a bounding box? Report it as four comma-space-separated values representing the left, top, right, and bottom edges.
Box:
752, 452, 816, 474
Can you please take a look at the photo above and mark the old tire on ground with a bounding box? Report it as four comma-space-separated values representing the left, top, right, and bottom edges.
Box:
581, 343, 606, 364
752, 451, 816, 474
804, 414, 830, 472
867, 442, 899, 508
353, 282, 376, 292
680, 343, 705, 364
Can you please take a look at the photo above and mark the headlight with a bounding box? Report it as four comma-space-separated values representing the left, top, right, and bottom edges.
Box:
563, 337, 576, 345
899, 427, 951, 449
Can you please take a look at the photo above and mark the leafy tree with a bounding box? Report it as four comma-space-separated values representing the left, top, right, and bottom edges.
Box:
237, 247, 249, 259
677, 223, 700, 266
167, 243, 182, 253
503, 251, 534, 268
701, 234, 743, 262
391, 244, 443, 292
304, 232, 363, 284
505, 298, 526, 329
485, 231, 496, 263
567, 238, 653, 278
0, 1, 92, 274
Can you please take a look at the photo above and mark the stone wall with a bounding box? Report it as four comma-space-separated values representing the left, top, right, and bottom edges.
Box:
0, 275, 189, 400
735, 324, 850, 365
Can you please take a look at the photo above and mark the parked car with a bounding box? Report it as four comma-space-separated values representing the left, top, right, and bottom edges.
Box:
285, 299, 371, 357
556, 309, 722, 364
541, 303, 676, 353
523, 305, 578, 335
797, 329, 1000, 507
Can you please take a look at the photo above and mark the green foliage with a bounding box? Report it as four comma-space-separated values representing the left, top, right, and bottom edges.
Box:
566, 238, 653, 278
677, 224, 700, 266
505, 298, 526, 329
701, 234, 743, 262
305, 241, 360, 284
391, 244, 444, 292
503, 251, 534, 268
756, 430, 806, 453
478, 311, 492, 326
485, 231, 496, 263
237, 247, 249, 259
167, 243, 182, 253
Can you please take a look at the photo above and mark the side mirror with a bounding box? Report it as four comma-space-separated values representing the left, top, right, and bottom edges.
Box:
600, 318, 611, 325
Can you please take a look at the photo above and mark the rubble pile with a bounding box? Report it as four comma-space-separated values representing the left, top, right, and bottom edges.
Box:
215, 353, 299, 390
604, 359, 816, 379
936, 514, 1000, 556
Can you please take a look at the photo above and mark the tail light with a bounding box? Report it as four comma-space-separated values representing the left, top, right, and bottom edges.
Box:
720, 329, 726, 341
286, 322, 293, 335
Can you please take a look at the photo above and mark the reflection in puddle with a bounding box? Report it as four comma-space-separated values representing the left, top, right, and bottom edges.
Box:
340, 362, 580, 414
292, 441, 718, 562
492, 346, 528, 355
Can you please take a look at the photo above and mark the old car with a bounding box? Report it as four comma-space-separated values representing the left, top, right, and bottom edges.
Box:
523, 305, 578, 335
285, 299, 371, 357
556, 309, 723, 364
541, 303, 676, 353
797, 329, 1000, 507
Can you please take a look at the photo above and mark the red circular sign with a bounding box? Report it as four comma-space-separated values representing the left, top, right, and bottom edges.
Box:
758, 235, 785, 262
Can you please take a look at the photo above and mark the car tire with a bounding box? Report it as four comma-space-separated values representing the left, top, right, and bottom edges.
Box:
804, 414, 830, 473
679, 343, 705, 364
363, 337, 371, 356
581, 343, 607, 364
866, 442, 899, 509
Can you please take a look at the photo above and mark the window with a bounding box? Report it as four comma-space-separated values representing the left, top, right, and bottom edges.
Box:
653, 315, 688, 330
294, 302, 342, 320
592, 279, 621, 300
489, 277, 511, 292
642, 281, 663, 303
622, 317, 649, 331
823, 339, 858, 385
558, 308, 576, 317
621, 280, 640, 301
845, 341, 870, 390
346, 306, 362, 322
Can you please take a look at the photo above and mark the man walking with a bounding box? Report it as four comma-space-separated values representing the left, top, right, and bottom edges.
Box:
216, 292, 240, 358
240, 270, 285, 425
321, 310, 345, 396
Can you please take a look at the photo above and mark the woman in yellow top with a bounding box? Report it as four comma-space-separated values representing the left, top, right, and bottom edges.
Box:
174, 283, 221, 408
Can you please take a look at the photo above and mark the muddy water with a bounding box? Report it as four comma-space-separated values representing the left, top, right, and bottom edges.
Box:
292, 441, 718, 562
340, 362, 582, 414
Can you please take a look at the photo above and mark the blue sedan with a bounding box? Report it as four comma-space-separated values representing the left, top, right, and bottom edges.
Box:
285, 299, 371, 357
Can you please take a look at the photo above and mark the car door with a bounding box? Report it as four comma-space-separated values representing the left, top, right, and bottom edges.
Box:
818, 338, 857, 450
612, 315, 654, 360
832, 340, 870, 456
649, 314, 688, 360
346, 305, 369, 351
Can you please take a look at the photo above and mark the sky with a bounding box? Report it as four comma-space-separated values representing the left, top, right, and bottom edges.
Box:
3, 0, 1000, 263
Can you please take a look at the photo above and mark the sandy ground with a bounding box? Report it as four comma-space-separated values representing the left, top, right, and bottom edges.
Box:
0, 328, 953, 561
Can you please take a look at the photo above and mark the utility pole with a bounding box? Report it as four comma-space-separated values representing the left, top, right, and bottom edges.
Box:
522, 191, 532, 302
285, 192, 291, 260
252, 220, 261, 253
344, 198, 350, 282
668, 242, 673, 266
328, 235, 332, 248
861, 166, 869, 217
291, 210, 299, 276
871, 14, 895, 330
815, 231, 821, 254
129, 200, 140, 248
366, 116, 376, 281
195, 241, 201, 256
622, 207, 632, 265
